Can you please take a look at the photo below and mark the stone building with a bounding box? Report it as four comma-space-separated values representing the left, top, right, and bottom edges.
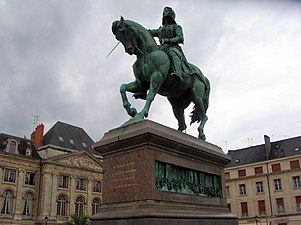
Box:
0, 133, 41, 225
225, 135, 301, 225
0, 121, 103, 225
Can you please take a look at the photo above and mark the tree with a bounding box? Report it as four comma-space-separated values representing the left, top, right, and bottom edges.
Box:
65, 213, 90, 225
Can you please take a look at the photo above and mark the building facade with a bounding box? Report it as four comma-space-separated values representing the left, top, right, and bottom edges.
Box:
0, 121, 103, 225
225, 135, 301, 225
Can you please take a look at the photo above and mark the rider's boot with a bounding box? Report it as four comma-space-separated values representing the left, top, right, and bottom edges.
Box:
171, 61, 183, 81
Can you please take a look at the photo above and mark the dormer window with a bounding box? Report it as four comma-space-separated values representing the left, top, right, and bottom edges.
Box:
6, 139, 18, 154
25, 148, 32, 156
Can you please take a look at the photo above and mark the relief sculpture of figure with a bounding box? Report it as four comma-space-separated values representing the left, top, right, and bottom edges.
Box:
112, 7, 210, 140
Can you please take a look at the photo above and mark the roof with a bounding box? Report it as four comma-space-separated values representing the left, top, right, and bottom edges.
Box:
42, 121, 98, 155
226, 136, 301, 168
0, 133, 41, 160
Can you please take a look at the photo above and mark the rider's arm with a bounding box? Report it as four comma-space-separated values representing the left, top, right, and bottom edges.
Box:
169, 25, 184, 44
148, 28, 159, 37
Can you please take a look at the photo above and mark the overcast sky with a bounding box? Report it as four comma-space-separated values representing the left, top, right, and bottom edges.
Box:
1, 0, 301, 151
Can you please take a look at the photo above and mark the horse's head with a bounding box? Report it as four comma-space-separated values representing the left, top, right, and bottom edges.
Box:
112, 17, 141, 55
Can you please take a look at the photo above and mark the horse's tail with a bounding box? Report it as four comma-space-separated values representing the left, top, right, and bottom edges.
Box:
203, 77, 210, 113
190, 75, 210, 125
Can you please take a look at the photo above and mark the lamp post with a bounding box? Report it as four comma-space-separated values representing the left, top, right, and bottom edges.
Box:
44, 215, 49, 225
255, 214, 258, 225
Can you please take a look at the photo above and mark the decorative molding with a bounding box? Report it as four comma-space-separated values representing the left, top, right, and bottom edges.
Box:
57, 155, 102, 171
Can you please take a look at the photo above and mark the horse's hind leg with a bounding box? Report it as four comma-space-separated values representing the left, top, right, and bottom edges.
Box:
189, 80, 207, 140
168, 96, 190, 132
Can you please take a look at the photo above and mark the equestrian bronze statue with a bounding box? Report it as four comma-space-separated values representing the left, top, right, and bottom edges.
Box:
111, 7, 210, 140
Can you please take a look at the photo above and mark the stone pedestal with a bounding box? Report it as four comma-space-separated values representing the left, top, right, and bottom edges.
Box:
91, 120, 238, 225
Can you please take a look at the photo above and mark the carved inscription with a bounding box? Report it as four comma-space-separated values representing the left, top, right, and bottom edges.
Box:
112, 162, 138, 189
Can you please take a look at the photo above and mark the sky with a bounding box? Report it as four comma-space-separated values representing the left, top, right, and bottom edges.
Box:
1, 0, 301, 152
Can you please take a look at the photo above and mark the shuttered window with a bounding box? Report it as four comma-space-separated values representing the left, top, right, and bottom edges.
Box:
254, 166, 263, 174
241, 202, 248, 217
224, 172, 230, 180
227, 203, 231, 212
258, 200, 266, 216
290, 160, 300, 169
238, 169, 246, 177
296, 196, 301, 212
276, 198, 285, 214
272, 163, 281, 172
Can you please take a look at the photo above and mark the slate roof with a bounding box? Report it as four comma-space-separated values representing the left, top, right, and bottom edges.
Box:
226, 136, 301, 168
0, 133, 41, 160
42, 121, 98, 155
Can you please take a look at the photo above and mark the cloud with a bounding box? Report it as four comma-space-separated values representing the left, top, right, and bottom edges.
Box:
1, 0, 301, 151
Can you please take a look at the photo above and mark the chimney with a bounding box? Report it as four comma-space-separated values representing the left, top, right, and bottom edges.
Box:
31, 124, 44, 149
264, 135, 271, 160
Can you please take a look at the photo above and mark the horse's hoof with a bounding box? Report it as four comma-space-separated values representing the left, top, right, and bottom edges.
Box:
129, 108, 137, 117
121, 113, 144, 127
198, 134, 206, 141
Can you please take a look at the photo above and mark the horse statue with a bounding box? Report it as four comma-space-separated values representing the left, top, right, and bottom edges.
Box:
112, 17, 210, 140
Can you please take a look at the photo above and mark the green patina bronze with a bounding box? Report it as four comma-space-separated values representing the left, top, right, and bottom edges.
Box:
155, 161, 222, 198
112, 7, 210, 140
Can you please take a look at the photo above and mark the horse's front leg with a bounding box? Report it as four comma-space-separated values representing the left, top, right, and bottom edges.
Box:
120, 81, 140, 117
138, 71, 163, 119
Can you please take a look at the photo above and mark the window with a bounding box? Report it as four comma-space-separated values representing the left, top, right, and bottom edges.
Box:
22, 192, 34, 216
93, 181, 101, 193
241, 202, 248, 217
4, 168, 16, 183
92, 198, 101, 215
239, 184, 246, 195
226, 186, 230, 197
256, 181, 264, 193
290, 160, 300, 169
293, 176, 301, 188
272, 163, 281, 172
254, 166, 263, 174
25, 148, 32, 156
276, 198, 285, 214
57, 195, 67, 216
75, 197, 84, 215
224, 172, 230, 180
25, 172, 35, 185
274, 179, 282, 191
258, 200, 266, 216
238, 169, 246, 177
296, 196, 301, 212
1, 190, 13, 215
7, 140, 17, 153
76, 178, 86, 191
58, 175, 69, 189
227, 203, 231, 212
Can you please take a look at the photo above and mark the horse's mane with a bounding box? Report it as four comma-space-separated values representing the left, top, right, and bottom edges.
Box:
125, 20, 157, 46
112, 19, 158, 52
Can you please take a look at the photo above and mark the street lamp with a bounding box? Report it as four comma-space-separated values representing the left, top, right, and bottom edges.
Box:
44, 215, 49, 225
255, 214, 259, 225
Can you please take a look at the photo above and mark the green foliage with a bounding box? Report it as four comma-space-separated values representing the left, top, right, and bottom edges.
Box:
64, 213, 90, 225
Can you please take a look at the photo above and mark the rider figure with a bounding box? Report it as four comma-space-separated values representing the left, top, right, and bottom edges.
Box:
149, 7, 184, 81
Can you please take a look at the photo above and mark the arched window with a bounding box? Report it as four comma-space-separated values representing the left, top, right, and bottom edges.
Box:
1, 190, 13, 215
8, 140, 17, 153
92, 198, 101, 215
75, 197, 84, 215
57, 195, 67, 216
22, 192, 34, 216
